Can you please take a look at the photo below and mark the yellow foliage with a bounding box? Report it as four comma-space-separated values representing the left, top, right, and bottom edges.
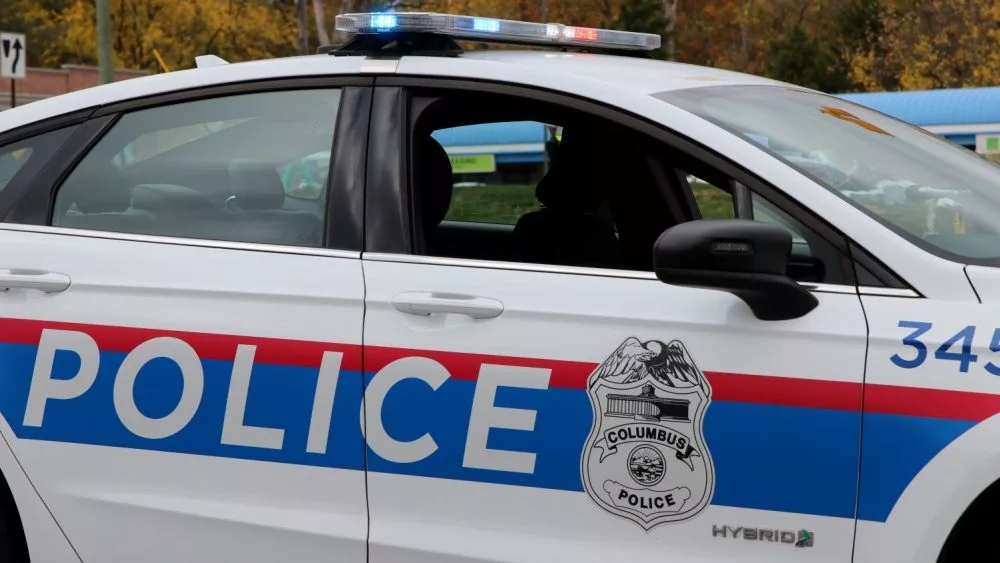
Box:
31, 0, 298, 73
848, 0, 1000, 90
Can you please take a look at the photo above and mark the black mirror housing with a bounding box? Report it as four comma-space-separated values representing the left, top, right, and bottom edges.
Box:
653, 220, 819, 321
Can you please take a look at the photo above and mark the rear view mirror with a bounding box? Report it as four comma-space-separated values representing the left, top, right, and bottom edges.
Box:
653, 219, 819, 321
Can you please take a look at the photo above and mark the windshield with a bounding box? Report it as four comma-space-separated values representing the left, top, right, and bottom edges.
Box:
656, 85, 1000, 263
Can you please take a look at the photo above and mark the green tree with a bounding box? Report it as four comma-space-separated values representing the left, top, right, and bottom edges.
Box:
608, 0, 671, 60
833, 0, 894, 91
763, 25, 850, 92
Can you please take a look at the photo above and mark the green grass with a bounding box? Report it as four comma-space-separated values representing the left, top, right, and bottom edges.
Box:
444, 182, 738, 224
446, 184, 539, 224
690, 182, 735, 220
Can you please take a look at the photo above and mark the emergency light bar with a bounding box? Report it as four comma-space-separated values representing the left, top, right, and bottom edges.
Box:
333, 12, 661, 52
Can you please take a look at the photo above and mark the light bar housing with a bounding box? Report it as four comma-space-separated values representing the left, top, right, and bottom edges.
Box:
334, 12, 661, 51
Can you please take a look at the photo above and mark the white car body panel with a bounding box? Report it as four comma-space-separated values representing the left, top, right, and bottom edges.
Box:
362, 257, 865, 562
0, 226, 367, 562
852, 292, 1000, 562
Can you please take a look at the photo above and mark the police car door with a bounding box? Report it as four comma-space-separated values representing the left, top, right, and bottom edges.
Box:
0, 80, 371, 562
360, 80, 865, 563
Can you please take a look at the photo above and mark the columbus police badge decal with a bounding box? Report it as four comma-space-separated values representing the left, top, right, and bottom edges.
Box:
581, 337, 714, 530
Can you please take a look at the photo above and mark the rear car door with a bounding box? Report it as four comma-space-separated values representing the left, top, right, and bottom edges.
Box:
0, 78, 372, 562
360, 80, 867, 563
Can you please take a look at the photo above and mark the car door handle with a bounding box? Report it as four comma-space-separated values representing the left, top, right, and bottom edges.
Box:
392, 291, 504, 319
0, 269, 71, 293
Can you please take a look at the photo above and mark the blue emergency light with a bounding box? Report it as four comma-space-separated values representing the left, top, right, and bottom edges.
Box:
333, 12, 661, 52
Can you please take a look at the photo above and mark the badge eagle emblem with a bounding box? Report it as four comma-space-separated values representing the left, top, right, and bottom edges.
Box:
581, 337, 714, 530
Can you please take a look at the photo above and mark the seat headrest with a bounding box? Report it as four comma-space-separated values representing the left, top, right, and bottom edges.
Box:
535, 126, 611, 213
415, 135, 453, 228
228, 159, 286, 211
61, 168, 134, 213
131, 184, 213, 213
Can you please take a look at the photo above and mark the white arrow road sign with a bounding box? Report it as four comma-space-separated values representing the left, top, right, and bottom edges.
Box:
1, 32, 26, 80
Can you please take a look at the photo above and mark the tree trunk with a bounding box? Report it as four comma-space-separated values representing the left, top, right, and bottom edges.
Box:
663, 0, 676, 60
313, 0, 331, 46
297, 0, 310, 55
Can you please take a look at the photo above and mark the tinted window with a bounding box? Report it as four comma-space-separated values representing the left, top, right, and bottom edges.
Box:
53, 89, 342, 247
0, 147, 32, 193
411, 91, 851, 283
0, 127, 76, 197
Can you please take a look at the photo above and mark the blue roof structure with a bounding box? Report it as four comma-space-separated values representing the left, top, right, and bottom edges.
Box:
837, 87, 1000, 146
432, 120, 547, 147
432, 120, 550, 165
837, 87, 1000, 127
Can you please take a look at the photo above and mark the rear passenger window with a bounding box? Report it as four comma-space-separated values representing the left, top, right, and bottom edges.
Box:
0, 147, 33, 193
52, 89, 342, 247
0, 127, 76, 196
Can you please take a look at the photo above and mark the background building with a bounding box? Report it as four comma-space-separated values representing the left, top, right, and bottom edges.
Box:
0, 64, 148, 110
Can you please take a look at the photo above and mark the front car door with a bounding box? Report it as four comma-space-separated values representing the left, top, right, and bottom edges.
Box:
360, 74, 868, 563
0, 78, 372, 562
657, 83, 1000, 563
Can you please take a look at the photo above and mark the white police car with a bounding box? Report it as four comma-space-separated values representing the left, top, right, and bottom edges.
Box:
0, 11, 995, 563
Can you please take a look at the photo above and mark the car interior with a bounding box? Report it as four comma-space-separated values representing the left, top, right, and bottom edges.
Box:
51, 96, 335, 248
410, 91, 784, 274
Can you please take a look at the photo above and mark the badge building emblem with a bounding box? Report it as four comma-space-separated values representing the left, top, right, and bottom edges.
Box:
581, 337, 715, 530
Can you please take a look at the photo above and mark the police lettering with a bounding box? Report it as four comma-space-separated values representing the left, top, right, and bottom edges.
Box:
21, 329, 551, 473
617, 488, 677, 510
606, 425, 688, 451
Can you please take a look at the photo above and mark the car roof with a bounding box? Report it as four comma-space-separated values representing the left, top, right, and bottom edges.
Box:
457, 50, 785, 94
0, 49, 789, 135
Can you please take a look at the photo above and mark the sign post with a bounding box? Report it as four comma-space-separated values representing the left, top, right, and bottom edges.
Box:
0, 32, 27, 109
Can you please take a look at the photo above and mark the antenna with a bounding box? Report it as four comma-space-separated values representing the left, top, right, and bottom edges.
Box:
195, 55, 229, 68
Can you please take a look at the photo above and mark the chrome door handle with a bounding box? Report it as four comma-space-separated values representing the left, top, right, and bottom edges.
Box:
392, 291, 504, 319
0, 269, 71, 293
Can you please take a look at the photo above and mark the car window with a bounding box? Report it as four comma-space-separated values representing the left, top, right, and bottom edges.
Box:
688, 177, 734, 220
0, 147, 32, 193
432, 121, 555, 225
52, 89, 341, 247
657, 85, 1000, 264
0, 127, 78, 199
410, 92, 850, 283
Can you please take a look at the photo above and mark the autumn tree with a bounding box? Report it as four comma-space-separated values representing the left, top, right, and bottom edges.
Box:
846, 0, 1000, 91
40, 0, 299, 72
763, 25, 850, 92
609, 0, 671, 60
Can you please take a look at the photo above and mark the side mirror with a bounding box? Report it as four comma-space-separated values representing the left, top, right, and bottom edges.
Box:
653, 219, 819, 321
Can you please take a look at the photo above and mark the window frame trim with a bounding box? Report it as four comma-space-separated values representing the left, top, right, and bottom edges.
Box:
361, 251, 919, 297
4, 76, 375, 253
369, 75, 914, 290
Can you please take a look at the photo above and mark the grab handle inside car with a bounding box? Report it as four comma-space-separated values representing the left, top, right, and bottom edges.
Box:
652, 220, 819, 321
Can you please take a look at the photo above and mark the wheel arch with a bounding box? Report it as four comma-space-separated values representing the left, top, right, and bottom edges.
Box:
0, 466, 30, 561
937, 477, 1000, 563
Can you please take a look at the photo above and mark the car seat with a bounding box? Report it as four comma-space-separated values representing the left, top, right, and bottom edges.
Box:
413, 135, 454, 252
512, 126, 624, 269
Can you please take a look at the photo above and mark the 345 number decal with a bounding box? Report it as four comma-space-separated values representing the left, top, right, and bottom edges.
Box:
890, 320, 1000, 374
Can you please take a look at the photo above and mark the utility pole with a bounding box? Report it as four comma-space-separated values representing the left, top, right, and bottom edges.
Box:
96, 0, 113, 84
540, 0, 548, 21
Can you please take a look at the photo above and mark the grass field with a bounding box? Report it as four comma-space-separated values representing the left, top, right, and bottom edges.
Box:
445, 182, 735, 224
